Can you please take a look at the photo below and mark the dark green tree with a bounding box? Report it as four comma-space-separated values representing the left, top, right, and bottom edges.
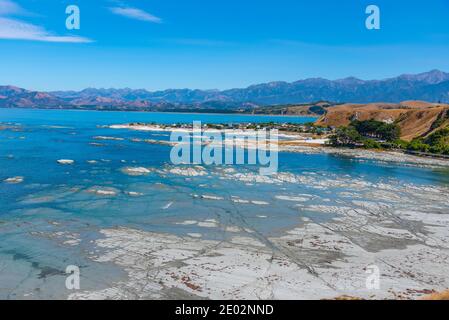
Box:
329, 127, 363, 147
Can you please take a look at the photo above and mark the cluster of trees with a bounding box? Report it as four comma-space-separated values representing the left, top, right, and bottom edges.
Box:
351, 120, 401, 142
404, 128, 449, 155
329, 120, 400, 148
329, 119, 449, 155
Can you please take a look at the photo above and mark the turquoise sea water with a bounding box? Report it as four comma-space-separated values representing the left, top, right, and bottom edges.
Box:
1, 108, 449, 299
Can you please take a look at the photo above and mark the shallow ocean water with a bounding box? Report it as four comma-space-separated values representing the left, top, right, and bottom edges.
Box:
1, 108, 449, 299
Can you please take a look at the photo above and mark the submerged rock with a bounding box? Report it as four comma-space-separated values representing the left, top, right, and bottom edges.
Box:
93, 136, 124, 141
167, 166, 207, 177
57, 159, 74, 165
86, 187, 119, 196
125, 191, 144, 197
121, 167, 152, 176
4, 176, 24, 184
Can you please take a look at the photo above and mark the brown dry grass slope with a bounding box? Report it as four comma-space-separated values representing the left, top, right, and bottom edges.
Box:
316, 101, 449, 141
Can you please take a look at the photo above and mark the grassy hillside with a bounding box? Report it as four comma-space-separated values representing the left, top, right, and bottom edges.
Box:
316, 101, 449, 141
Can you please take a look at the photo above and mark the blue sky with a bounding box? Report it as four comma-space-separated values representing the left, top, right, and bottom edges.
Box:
1, 0, 449, 91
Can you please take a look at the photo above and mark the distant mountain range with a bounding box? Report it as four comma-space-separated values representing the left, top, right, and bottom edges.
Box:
1, 70, 449, 112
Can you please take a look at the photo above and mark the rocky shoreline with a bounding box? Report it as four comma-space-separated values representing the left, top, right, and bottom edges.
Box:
110, 123, 449, 168
281, 145, 449, 168
68, 167, 449, 300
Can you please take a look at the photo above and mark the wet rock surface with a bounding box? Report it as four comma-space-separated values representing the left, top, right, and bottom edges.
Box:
68, 170, 449, 300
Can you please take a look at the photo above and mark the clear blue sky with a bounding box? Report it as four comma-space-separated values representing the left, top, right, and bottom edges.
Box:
1, 0, 449, 91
